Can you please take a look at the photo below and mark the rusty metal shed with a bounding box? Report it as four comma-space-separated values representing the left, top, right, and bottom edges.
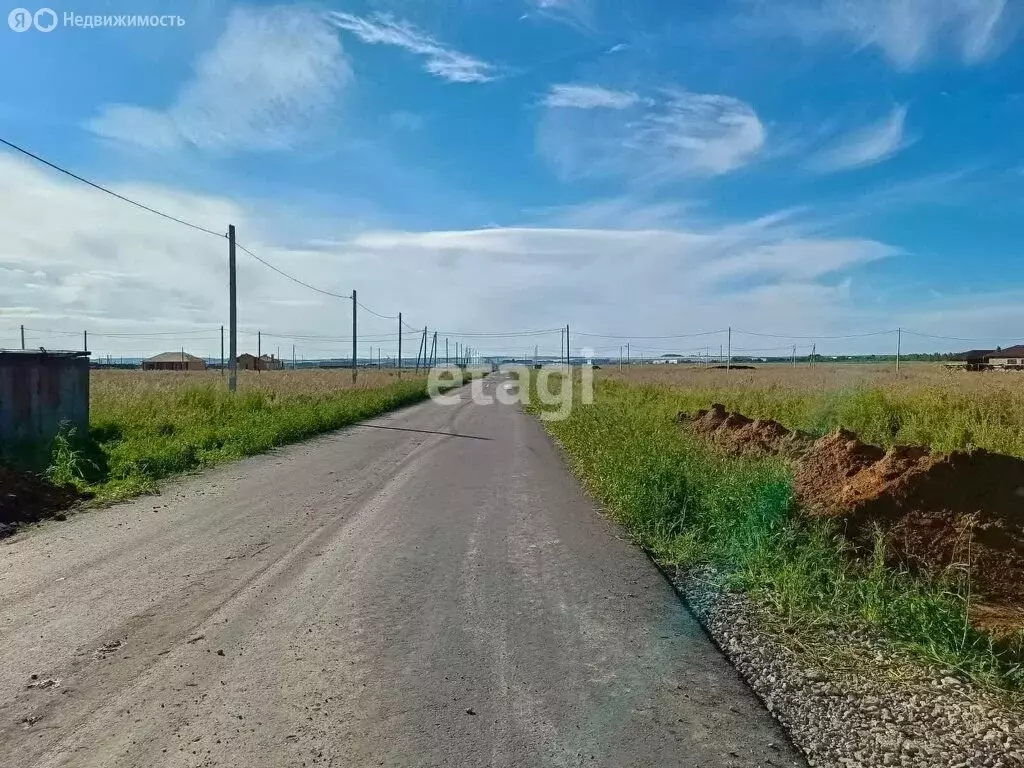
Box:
0, 351, 90, 453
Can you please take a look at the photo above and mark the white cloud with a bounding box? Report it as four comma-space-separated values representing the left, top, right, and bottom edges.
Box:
523, 0, 593, 30
808, 105, 911, 172
544, 84, 641, 109
87, 6, 351, 152
328, 12, 498, 83
757, 0, 1014, 68
539, 88, 766, 181
0, 153, 917, 359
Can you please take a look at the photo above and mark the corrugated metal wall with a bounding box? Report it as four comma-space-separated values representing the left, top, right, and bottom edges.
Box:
0, 353, 90, 451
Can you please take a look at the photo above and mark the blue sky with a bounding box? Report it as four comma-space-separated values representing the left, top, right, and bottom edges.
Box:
1, 0, 1023, 359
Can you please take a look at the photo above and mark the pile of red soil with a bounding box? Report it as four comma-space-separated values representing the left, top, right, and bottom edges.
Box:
678, 406, 1024, 608
0, 465, 84, 538
680, 403, 813, 458
794, 432, 1024, 605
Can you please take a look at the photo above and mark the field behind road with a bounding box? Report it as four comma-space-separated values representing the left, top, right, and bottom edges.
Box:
604, 362, 1024, 456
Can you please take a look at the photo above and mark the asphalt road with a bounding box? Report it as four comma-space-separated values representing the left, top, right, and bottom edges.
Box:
0, 375, 802, 767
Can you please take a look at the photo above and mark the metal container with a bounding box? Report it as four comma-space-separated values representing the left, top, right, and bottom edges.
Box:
0, 351, 90, 453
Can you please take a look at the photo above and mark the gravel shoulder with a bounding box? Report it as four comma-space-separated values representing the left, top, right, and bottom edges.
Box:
673, 566, 1024, 768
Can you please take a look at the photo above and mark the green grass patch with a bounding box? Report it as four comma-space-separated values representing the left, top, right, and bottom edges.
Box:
528, 376, 1024, 692
60, 377, 440, 502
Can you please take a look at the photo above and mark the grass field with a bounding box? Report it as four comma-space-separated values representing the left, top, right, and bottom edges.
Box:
529, 365, 1024, 693
603, 362, 1024, 456
53, 369, 440, 501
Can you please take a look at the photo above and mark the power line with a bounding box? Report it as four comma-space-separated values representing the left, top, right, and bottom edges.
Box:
0, 137, 226, 238
1, 136, 365, 302
733, 329, 894, 340
574, 330, 727, 340
356, 300, 398, 320
233, 243, 351, 299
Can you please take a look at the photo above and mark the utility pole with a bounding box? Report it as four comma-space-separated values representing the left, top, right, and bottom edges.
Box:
397, 312, 402, 377
378, 348, 381, 369
415, 327, 425, 372
83, 330, 88, 353
20, 324, 25, 350
292, 344, 296, 370
810, 342, 816, 368
228, 224, 238, 393
896, 327, 902, 374
350, 290, 357, 384
430, 332, 438, 368
627, 342, 630, 366
446, 337, 449, 365
566, 324, 570, 369
220, 325, 225, 375
792, 345, 797, 367
257, 330, 262, 374
619, 346, 623, 371
727, 327, 732, 371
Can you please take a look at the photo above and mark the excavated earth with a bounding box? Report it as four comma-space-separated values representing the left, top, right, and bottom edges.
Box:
0, 464, 86, 538
679, 404, 1024, 619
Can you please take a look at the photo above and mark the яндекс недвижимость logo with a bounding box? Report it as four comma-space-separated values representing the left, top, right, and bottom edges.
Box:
8, 7, 56, 31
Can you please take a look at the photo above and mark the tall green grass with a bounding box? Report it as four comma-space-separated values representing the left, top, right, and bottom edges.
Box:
634, 378, 1024, 455
68, 378, 436, 501
529, 377, 1024, 692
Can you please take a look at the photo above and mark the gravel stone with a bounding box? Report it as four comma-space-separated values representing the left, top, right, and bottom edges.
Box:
672, 565, 1024, 768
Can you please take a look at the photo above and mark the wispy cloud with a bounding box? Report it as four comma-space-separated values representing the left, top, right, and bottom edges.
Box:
751, 0, 1014, 68
808, 106, 911, 172
543, 84, 641, 109
87, 7, 350, 153
523, 0, 593, 31
539, 87, 765, 182
328, 12, 499, 83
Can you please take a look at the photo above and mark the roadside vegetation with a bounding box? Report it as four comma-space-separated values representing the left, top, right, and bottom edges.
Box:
51, 370, 441, 502
529, 369, 1024, 694
604, 363, 1024, 456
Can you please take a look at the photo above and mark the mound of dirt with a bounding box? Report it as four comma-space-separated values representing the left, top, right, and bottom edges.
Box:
795, 434, 1024, 604
678, 408, 1024, 606
680, 404, 813, 458
0, 465, 85, 538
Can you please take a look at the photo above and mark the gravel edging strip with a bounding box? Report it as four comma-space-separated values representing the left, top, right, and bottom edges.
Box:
664, 565, 1023, 768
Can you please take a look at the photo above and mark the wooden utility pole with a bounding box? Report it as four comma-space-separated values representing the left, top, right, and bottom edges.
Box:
626, 342, 630, 366
446, 337, 449, 365
431, 332, 438, 368
20, 324, 25, 350
351, 290, 358, 385
896, 327, 902, 373
566, 324, 570, 369
83, 330, 88, 353
792, 345, 797, 366
220, 325, 225, 375
415, 327, 425, 371
257, 330, 262, 373
292, 344, 296, 370
727, 327, 732, 371
228, 224, 238, 392
397, 312, 402, 377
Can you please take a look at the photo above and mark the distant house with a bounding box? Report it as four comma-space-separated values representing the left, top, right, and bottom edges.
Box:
986, 345, 1024, 370
142, 351, 207, 371
237, 353, 283, 371
953, 349, 995, 371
